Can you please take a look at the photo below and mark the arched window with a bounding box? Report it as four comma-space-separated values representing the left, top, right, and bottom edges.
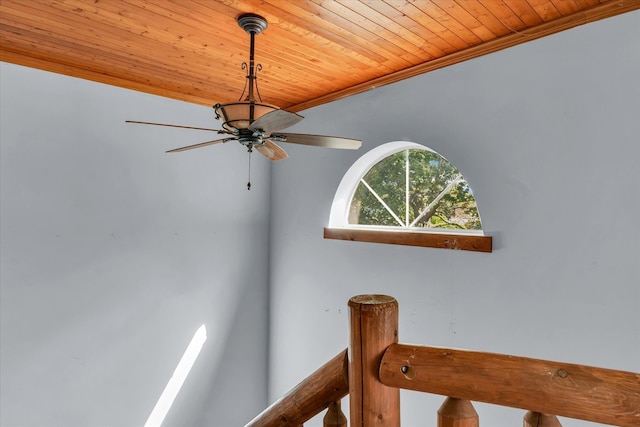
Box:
326, 142, 491, 252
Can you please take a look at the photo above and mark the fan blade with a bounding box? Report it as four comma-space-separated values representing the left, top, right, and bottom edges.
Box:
250, 109, 303, 134
275, 133, 362, 150
254, 140, 289, 161
166, 137, 235, 153
126, 120, 222, 133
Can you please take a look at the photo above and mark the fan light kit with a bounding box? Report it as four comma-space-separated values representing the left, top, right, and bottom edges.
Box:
127, 13, 362, 189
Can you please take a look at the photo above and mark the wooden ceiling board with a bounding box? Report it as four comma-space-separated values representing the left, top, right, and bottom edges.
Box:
479, 0, 527, 30
407, 1, 485, 45
1, 0, 638, 112
358, 0, 454, 56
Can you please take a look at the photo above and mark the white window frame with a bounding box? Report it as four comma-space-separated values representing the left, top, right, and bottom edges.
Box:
328, 141, 484, 236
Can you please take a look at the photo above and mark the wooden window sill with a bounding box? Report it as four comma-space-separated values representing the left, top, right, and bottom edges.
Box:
324, 228, 492, 253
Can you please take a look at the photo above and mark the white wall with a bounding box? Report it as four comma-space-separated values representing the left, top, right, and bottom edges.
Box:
0, 63, 271, 426
269, 11, 640, 427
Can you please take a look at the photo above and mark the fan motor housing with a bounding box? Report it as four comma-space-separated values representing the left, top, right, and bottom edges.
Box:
237, 128, 264, 147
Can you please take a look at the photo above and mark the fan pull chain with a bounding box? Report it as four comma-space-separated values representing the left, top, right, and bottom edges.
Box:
247, 149, 252, 190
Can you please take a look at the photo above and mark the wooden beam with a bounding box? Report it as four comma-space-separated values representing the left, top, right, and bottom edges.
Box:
379, 343, 640, 426
243, 349, 349, 427
324, 228, 492, 253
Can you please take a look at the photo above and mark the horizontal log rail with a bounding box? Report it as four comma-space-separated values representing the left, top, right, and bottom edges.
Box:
379, 343, 640, 427
245, 295, 640, 426
244, 349, 349, 427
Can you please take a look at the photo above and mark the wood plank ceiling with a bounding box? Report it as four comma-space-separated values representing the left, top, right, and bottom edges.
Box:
1, 0, 638, 112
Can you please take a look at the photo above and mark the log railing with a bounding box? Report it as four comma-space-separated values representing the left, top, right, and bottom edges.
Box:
243, 350, 348, 427
244, 295, 640, 427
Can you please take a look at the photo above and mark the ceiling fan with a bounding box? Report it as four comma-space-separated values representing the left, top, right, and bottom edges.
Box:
127, 13, 362, 188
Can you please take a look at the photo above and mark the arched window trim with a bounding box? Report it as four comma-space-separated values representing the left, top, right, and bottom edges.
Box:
325, 141, 492, 253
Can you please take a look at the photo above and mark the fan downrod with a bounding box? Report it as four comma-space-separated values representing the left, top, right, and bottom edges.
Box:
237, 13, 267, 35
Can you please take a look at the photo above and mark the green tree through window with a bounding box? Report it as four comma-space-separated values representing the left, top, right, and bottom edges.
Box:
349, 149, 481, 230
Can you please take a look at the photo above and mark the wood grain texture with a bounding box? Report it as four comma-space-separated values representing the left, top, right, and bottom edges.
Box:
379, 343, 640, 426
437, 398, 479, 427
323, 401, 347, 427
1, 0, 637, 111
349, 295, 400, 427
523, 411, 562, 427
243, 349, 349, 427
324, 228, 492, 253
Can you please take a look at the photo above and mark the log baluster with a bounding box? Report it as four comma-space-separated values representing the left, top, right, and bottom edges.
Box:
348, 294, 400, 426
523, 411, 562, 426
437, 397, 479, 427
323, 400, 347, 427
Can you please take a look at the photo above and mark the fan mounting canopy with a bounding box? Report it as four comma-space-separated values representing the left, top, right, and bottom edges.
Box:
237, 13, 268, 35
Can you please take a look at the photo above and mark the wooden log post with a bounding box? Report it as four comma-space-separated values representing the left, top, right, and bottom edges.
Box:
348, 294, 400, 426
323, 401, 347, 427
437, 397, 479, 427
523, 411, 562, 427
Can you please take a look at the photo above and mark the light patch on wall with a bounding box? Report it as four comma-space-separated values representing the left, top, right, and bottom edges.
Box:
144, 324, 207, 427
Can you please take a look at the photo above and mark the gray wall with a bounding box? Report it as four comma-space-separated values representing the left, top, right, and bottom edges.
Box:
0, 63, 271, 426
268, 11, 640, 427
